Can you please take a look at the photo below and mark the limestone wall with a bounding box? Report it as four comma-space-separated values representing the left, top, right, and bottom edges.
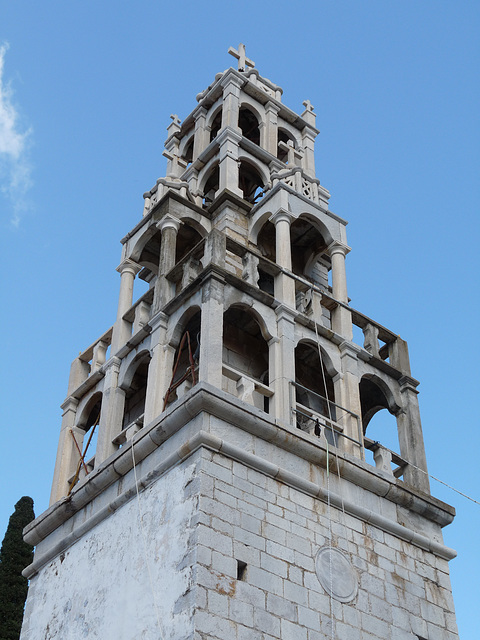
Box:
194, 448, 459, 640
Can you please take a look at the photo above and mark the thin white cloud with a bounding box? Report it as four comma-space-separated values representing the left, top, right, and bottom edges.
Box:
0, 42, 33, 227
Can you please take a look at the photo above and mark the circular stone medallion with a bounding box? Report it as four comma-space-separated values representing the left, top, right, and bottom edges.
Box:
315, 546, 358, 603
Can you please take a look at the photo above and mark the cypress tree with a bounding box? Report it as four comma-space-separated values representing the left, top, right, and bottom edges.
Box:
0, 497, 35, 640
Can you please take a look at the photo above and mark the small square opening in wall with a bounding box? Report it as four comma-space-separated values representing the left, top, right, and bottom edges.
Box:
236, 560, 247, 581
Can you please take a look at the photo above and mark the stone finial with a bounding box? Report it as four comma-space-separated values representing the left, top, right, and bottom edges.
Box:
167, 113, 181, 136
228, 43, 255, 72
301, 100, 316, 126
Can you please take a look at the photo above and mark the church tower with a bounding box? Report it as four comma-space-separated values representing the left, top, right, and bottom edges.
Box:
21, 45, 459, 640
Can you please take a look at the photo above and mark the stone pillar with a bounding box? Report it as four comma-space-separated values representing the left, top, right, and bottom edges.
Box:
95, 357, 125, 463
193, 106, 209, 159
153, 215, 182, 312
264, 101, 280, 156
301, 127, 317, 178
217, 128, 243, 197
271, 209, 296, 308
143, 312, 172, 424
397, 376, 430, 493
271, 305, 296, 426
111, 259, 141, 354
335, 341, 363, 457
50, 397, 80, 504
328, 241, 353, 340
199, 275, 225, 388
300, 101, 317, 178
221, 75, 243, 129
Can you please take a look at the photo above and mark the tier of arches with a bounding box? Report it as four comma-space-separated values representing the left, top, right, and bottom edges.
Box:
72, 303, 402, 476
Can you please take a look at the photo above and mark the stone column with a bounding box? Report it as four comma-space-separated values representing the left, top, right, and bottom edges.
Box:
95, 357, 125, 463
221, 75, 243, 129
199, 275, 225, 388
143, 312, 172, 424
49, 397, 80, 504
271, 209, 296, 308
111, 259, 141, 354
271, 305, 296, 426
217, 128, 243, 197
397, 376, 430, 493
153, 215, 182, 312
328, 241, 353, 340
264, 101, 280, 156
335, 341, 363, 457
193, 106, 209, 159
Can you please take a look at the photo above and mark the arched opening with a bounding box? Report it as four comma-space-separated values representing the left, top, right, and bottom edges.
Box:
290, 218, 328, 280
210, 109, 222, 142
75, 392, 103, 475
277, 128, 296, 163
182, 137, 194, 166
164, 310, 201, 408
175, 224, 203, 263
359, 376, 401, 470
202, 165, 219, 208
222, 306, 270, 412
239, 161, 264, 204
294, 342, 337, 443
122, 354, 151, 432
239, 107, 260, 145
256, 220, 276, 295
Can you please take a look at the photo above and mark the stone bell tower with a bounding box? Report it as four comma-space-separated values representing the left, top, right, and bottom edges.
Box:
21, 45, 459, 640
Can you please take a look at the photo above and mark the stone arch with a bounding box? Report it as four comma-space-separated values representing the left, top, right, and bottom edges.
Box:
223, 305, 269, 383
290, 217, 329, 280
222, 305, 271, 413
294, 340, 337, 429
277, 127, 297, 162
180, 133, 194, 165
238, 159, 265, 204
120, 350, 151, 430
238, 104, 261, 145
359, 374, 400, 431
77, 391, 103, 431
75, 391, 103, 468
209, 107, 222, 142
130, 225, 162, 274
175, 222, 203, 263
199, 162, 219, 208
164, 308, 201, 408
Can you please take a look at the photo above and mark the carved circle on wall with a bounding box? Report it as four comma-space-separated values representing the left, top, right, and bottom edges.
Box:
315, 546, 358, 602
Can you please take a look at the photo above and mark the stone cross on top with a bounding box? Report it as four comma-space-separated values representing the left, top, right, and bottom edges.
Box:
228, 43, 255, 72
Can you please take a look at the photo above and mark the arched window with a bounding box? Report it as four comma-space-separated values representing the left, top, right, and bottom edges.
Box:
164, 310, 201, 408
202, 165, 219, 208
290, 218, 328, 280
238, 161, 264, 204
122, 355, 151, 432
222, 306, 270, 412
277, 128, 296, 163
239, 107, 260, 145
182, 137, 194, 166
210, 110, 222, 142
295, 342, 337, 442
359, 376, 401, 469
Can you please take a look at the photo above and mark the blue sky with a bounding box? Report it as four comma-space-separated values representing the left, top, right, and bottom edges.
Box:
1, 1, 478, 637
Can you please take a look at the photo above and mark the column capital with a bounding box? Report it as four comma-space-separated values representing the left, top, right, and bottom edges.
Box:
116, 258, 141, 276
156, 214, 182, 234
327, 240, 351, 258
399, 375, 420, 393
270, 208, 293, 226
265, 100, 281, 115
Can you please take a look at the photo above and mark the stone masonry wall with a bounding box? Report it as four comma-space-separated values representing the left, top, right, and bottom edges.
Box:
193, 449, 459, 640
20, 458, 200, 640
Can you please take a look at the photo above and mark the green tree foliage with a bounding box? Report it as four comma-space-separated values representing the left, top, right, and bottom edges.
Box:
0, 497, 35, 640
